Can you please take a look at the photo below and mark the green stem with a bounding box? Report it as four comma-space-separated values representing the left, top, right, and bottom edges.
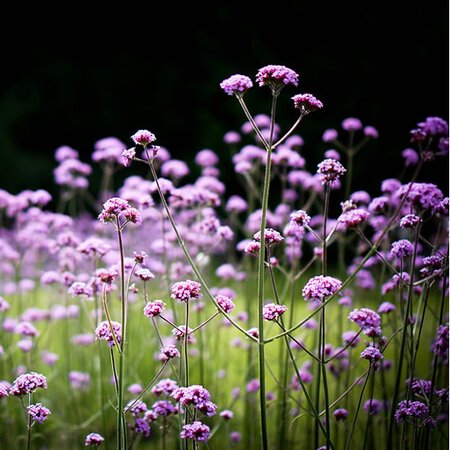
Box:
26, 393, 32, 450
345, 149, 354, 199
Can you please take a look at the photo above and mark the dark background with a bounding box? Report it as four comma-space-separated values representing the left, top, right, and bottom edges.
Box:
1, 3, 448, 200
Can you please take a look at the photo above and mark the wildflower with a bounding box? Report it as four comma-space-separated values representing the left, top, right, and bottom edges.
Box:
152, 400, 177, 416
161, 160, 190, 179
395, 400, 430, 423
215, 295, 235, 313
172, 325, 195, 343
160, 345, 181, 361
96, 268, 118, 285
171, 385, 217, 416
220, 410, 234, 420
244, 240, 261, 256
338, 208, 369, 229
364, 126, 379, 138
390, 239, 414, 259
121, 148, 136, 166
98, 197, 142, 225
10, 372, 47, 396
290, 209, 311, 227
128, 384, 143, 395
420, 255, 445, 278
15, 321, 39, 337
256, 65, 299, 94
94, 321, 122, 348
399, 214, 421, 229
131, 129, 156, 147
224, 131, 241, 144
342, 331, 360, 347
342, 117, 363, 131
317, 159, 346, 184
133, 251, 147, 264
322, 129, 338, 142
69, 371, 91, 390
348, 308, 381, 337
225, 195, 248, 213
180, 421, 211, 442
291, 93, 323, 113
136, 268, 155, 282
396, 182, 444, 213
220, 74, 253, 96
253, 228, 284, 246
262, 303, 287, 321
378, 302, 396, 314
246, 379, 260, 393
126, 399, 147, 417
230, 431, 241, 443
152, 379, 179, 396
402, 148, 420, 167
133, 418, 150, 437
27, 403, 51, 424
360, 346, 383, 362
302, 276, 342, 303
363, 399, 384, 415
431, 324, 449, 363
171, 280, 202, 303
333, 408, 349, 421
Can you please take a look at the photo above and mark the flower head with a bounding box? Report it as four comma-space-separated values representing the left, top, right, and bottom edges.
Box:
143, 300, 165, 318
395, 400, 430, 423
338, 208, 369, 229
215, 294, 235, 313
85, 433, 104, 446
256, 65, 299, 93
302, 276, 342, 303
253, 228, 284, 246
10, 372, 47, 396
390, 239, 414, 259
27, 403, 51, 424
348, 308, 381, 337
180, 421, 211, 442
342, 117, 363, 131
220, 74, 253, 96
333, 408, 349, 421
291, 93, 323, 113
171, 280, 202, 303
262, 303, 287, 321
317, 159, 346, 184
360, 346, 383, 362
131, 129, 156, 147
95, 321, 122, 348
290, 210, 311, 227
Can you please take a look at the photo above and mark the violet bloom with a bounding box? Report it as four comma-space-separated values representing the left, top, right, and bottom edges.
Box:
262, 303, 288, 321
364, 126, 379, 138
246, 378, 260, 393
171, 385, 217, 416
396, 182, 444, 213
171, 280, 202, 303
364, 399, 384, 415
98, 197, 142, 225
195, 149, 219, 167
152, 400, 178, 416
180, 421, 211, 442
390, 239, 414, 259
172, 326, 195, 343
317, 159, 346, 184
136, 268, 155, 282
431, 323, 449, 364
400, 214, 421, 229
395, 400, 430, 423
27, 403, 51, 424
152, 378, 179, 397
224, 131, 241, 144
10, 372, 47, 396
220, 409, 234, 420
133, 418, 150, 437
220, 74, 253, 96
348, 308, 381, 337
402, 148, 420, 167
342, 117, 363, 131
338, 208, 370, 229
360, 346, 383, 362
215, 294, 235, 313
126, 399, 148, 417
161, 160, 190, 179
121, 148, 136, 167
244, 240, 261, 256
143, 300, 165, 318
322, 129, 338, 143
69, 371, 91, 390
95, 321, 122, 348
253, 228, 284, 246
291, 93, 323, 113
85, 432, 105, 447
342, 330, 360, 347
420, 255, 446, 278
255, 65, 299, 93
131, 129, 156, 147
128, 383, 143, 395
160, 345, 181, 361
290, 210, 311, 227
378, 302, 396, 314
333, 408, 349, 421
302, 275, 342, 303
226, 195, 248, 213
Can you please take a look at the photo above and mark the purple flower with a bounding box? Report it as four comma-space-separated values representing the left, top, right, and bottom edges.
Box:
333, 408, 349, 421
128, 384, 143, 395
215, 294, 235, 313
364, 126, 379, 138
338, 208, 369, 229
98, 197, 142, 224
136, 268, 155, 282
317, 159, 346, 184
363, 399, 384, 415
226, 195, 248, 213
244, 240, 261, 256
220, 409, 234, 420
302, 275, 342, 303
171, 385, 217, 416
161, 160, 190, 179
390, 239, 414, 259
291, 93, 323, 113
399, 214, 421, 229
15, 321, 39, 337
230, 431, 241, 443
160, 345, 181, 361
172, 325, 195, 343
262, 303, 288, 321
27, 403, 51, 424
410, 117, 448, 143
253, 228, 284, 246
431, 323, 449, 363
255, 65, 299, 92
342, 117, 363, 131
121, 148, 136, 167
126, 399, 148, 417
396, 183, 444, 213
131, 129, 156, 147
246, 378, 260, 393
224, 131, 241, 144
322, 129, 338, 142
171, 280, 202, 303
10, 372, 47, 396
220, 74, 253, 96
360, 346, 383, 362
195, 149, 219, 167
69, 371, 91, 390
420, 255, 445, 278
94, 321, 122, 348
290, 210, 311, 227
395, 400, 430, 423
152, 378, 179, 397
348, 308, 381, 337
96, 268, 118, 285
402, 148, 420, 167
152, 400, 177, 416
342, 331, 360, 347
85, 433, 104, 446
180, 421, 211, 442
378, 302, 396, 314
133, 418, 151, 437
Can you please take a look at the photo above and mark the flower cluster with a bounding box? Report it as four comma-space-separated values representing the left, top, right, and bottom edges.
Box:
98, 197, 142, 225
302, 276, 342, 303
94, 321, 122, 348
10, 372, 47, 396
180, 421, 211, 442
348, 308, 381, 337
262, 303, 288, 321
170, 280, 202, 302
317, 159, 346, 184
27, 403, 51, 424
171, 385, 217, 416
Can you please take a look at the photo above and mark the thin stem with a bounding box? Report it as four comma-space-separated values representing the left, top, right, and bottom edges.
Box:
272, 112, 306, 148
184, 302, 190, 387
236, 95, 270, 149
26, 393, 32, 450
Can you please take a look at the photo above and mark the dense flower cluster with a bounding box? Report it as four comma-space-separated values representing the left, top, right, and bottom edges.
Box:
10, 372, 47, 396
171, 385, 217, 416
180, 421, 211, 442
348, 308, 381, 337
302, 276, 342, 302
27, 403, 51, 423
143, 300, 165, 318
220, 74, 253, 96
171, 280, 202, 302
94, 321, 122, 348
394, 400, 430, 424
85, 433, 104, 446
317, 159, 346, 184
291, 94, 323, 113
262, 303, 288, 321
255, 65, 299, 90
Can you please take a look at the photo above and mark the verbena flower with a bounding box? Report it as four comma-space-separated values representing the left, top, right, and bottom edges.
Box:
126, 399, 147, 417
348, 308, 381, 337
399, 214, 421, 229
180, 421, 211, 442
342, 117, 363, 131
390, 239, 414, 259
98, 197, 142, 225
431, 323, 449, 363
395, 400, 430, 423
317, 159, 346, 184
94, 321, 122, 348
143, 300, 165, 318
322, 129, 338, 142
151, 379, 179, 397
85, 433, 104, 446
363, 399, 384, 415
333, 408, 348, 421
290, 210, 311, 227
171, 280, 202, 302
338, 208, 369, 229
160, 345, 181, 361
302, 276, 342, 303
131, 129, 156, 147
10, 372, 47, 396
152, 400, 177, 416
262, 303, 287, 321
133, 418, 150, 437
253, 228, 284, 246
27, 403, 51, 423
220, 74, 253, 96
171, 385, 217, 416
378, 302, 396, 314
256, 65, 299, 94
291, 93, 323, 113
360, 346, 383, 362
215, 294, 235, 313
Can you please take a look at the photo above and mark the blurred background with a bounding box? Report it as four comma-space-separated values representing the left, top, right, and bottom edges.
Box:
0, 2, 448, 200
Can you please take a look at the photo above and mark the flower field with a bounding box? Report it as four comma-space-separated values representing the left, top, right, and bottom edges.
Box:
0, 65, 447, 450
